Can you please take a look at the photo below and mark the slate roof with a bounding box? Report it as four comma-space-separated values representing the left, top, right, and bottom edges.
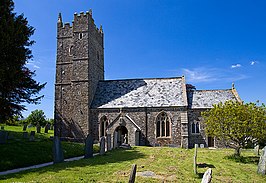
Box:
91, 77, 187, 108
187, 89, 238, 109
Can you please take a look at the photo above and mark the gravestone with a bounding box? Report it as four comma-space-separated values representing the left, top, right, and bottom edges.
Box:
53, 136, 64, 163
36, 123, 41, 133
201, 168, 212, 183
84, 134, 93, 158
257, 146, 266, 175
44, 123, 50, 133
107, 134, 111, 151
29, 131, 35, 141
1, 126, 4, 130
129, 164, 137, 183
0, 131, 8, 144
23, 123, 27, 131
114, 131, 118, 148
200, 144, 205, 148
194, 144, 198, 174
254, 145, 260, 156
100, 136, 105, 155
22, 131, 28, 139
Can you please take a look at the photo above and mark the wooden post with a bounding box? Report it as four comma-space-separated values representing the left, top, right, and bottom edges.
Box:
194, 144, 198, 174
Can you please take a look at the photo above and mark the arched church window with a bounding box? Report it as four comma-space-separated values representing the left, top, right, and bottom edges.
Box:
156, 112, 170, 137
100, 116, 108, 137
69, 45, 74, 56
191, 121, 200, 134
79, 33, 83, 39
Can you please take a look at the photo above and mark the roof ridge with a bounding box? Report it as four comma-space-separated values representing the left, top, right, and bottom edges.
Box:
100, 76, 183, 82
194, 89, 232, 92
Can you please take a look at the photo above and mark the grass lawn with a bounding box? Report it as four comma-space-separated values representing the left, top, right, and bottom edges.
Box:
0, 125, 99, 172
0, 146, 265, 182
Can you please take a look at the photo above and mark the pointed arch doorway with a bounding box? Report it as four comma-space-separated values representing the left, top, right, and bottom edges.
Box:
114, 126, 128, 147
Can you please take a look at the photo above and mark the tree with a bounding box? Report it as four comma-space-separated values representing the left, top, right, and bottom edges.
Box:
0, 0, 46, 123
202, 101, 266, 156
26, 109, 46, 126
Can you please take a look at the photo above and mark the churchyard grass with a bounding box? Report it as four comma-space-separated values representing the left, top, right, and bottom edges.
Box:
0, 146, 265, 182
0, 125, 99, 172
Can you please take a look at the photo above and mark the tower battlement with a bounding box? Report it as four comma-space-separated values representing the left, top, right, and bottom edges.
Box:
58, 10, 103, 38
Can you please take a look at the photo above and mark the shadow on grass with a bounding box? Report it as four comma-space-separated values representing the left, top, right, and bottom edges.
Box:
0, 147, 145, 180
0, 130, 85, 172
197, 163, 215, 168
225, 154, 259, 165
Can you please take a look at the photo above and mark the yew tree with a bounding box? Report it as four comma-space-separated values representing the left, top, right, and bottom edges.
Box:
202, 101, 266, 156
0, 0, 46, 123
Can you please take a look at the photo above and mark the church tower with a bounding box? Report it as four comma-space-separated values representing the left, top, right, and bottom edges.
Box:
54, 10, 104, 140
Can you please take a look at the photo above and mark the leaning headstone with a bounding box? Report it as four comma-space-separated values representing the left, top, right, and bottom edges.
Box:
22, 131, 28, 139
201, 168, 212, 183
44, 123, 50, 133
100, 136, 105, 155
36, 123, 41, 133
84, 134, 93, 159
23, 123, 27, 131
1, 126, 4, 130
129, 164, 137, 183
0, 131, 8, 144
257, 146, 266, 175
107, 134, 111, 151
254, 145, 260, 156
53, 136, 64, 163
29, 131, 35, 141
194, 144, 198, 174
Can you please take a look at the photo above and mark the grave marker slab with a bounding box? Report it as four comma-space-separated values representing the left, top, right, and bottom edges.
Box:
36, 123, 41, 133
0, 131, 8, 144
201, 168, 212, 183
257, 146, 266, 175
29, 131, 35, 141
53, 136, 64, 163
22, 131, 28, 139
23, 123, 27, 131
100, 136, 105, 155
85, 134, 93, 159
129, 164, 137, 183
254, 145, 260, 156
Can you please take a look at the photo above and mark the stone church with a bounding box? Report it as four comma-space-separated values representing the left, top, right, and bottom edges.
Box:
54, 11, 241, 148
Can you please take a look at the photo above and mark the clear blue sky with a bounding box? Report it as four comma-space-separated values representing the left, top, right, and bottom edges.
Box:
13, 0, 266, 119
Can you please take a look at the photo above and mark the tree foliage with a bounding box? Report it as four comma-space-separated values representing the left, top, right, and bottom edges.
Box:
202, 100, 266, 156
26, 109, 46, 126
0, 0, 46, 123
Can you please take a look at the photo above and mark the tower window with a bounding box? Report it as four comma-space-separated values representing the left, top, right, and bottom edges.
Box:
69, 45, 74, 56
192, 121, 200, 134
79, 33, 83, 39
156, 112, 170, 138
97, 51, 100, 60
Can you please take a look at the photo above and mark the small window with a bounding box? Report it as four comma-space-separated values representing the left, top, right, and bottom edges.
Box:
79, 33, 83, 39
69, 45, 74, 56
100, 116, 108, 137
192, 121, 200, 134
97, 51, 100, 60
156, 112, 170, 137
